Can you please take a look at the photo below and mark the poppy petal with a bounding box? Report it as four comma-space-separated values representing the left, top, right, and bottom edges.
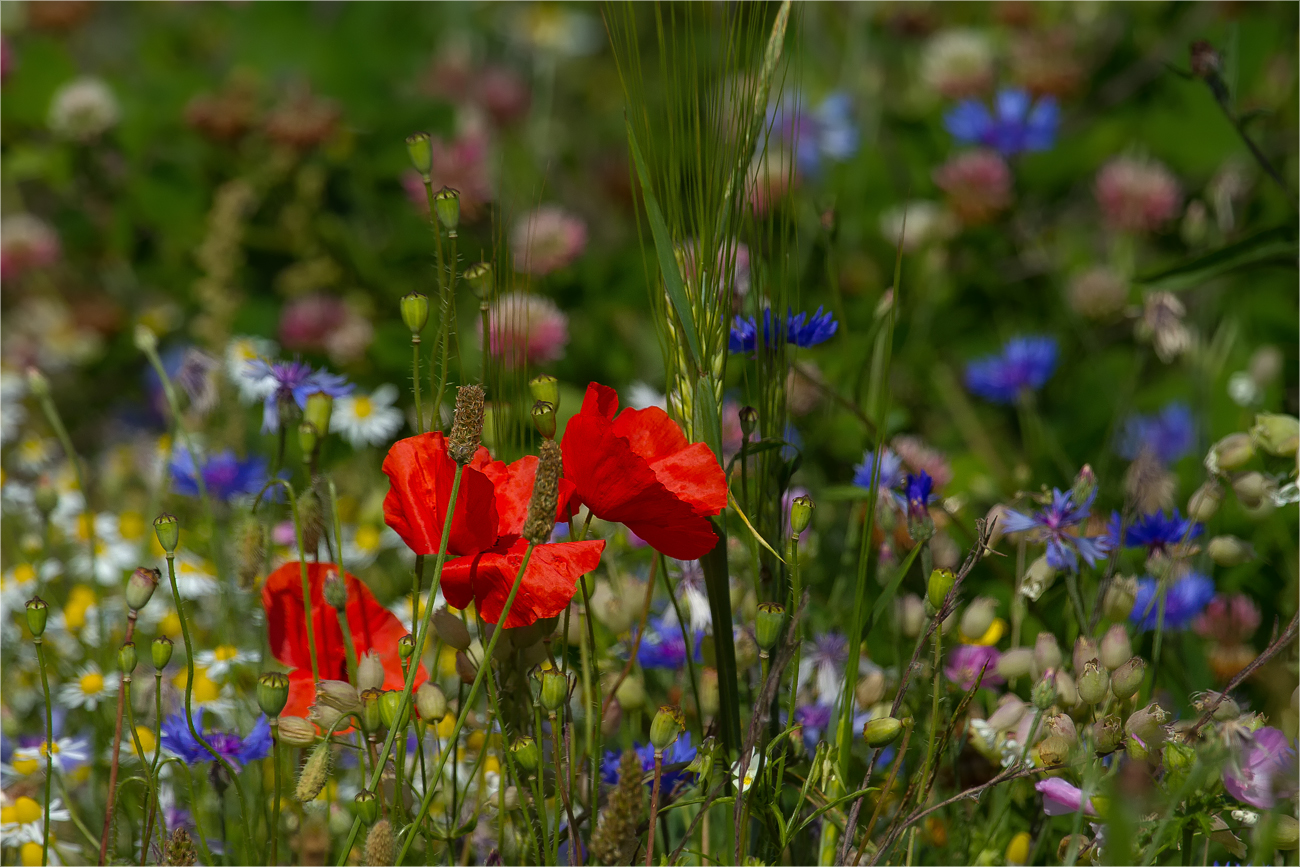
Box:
475, 453, 577, 537
441, 538, 606, 629
382, 432, 499, 557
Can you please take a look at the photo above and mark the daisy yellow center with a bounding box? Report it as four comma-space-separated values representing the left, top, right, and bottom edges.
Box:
0, 806, 15, 823
436, 713, 456, 739
11, 757, 38, 775
135, 726, 157, 755
437, 646, 458, 678
175, 667, 221, 704
21, 841, 43, 866
214, 645, 239, 662
118, 510, 146, 541
160, 612, 181, 635
353, 396, 373, 419
14, 563, 35, 584
40, 741, 60, 757
80, 672, 105, 694
64, 603, 88, 632
355, 526, 381, 551
14, 797, 41, 824
467, 731, 486, 751
77, 514, 95, 542
483, 755, 500, 776
69, 585, 96, 608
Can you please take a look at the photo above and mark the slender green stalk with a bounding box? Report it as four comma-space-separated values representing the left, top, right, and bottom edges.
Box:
412, 337, 425, 435
124, 688, 159, 866
270, 480, 321, 684
412, 554, 425, 651
269, 719, 282, 866
579, 577, 602, 819
919, 619, 943, 790
785, 529, 803, 728
141, 673, 166, 858
397, 544, 537, 864
35, 637, 53, 867
552, 714, 577, 866
181, 758, 215, 866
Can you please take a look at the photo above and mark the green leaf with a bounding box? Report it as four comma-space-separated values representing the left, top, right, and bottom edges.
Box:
626, 117, 703, 371
865, 543, 924, 639
1137, 223, 1298, 292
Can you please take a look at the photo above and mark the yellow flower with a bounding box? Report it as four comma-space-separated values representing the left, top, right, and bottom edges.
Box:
20, 841, 43, 867
438, 646, 458, 679
436, 713, 456, 739
173, 666, 222, 704
963, 617, 1006, 646
1006, 831, 1031, 865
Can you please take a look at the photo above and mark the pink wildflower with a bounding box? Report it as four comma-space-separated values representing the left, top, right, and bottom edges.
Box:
1192, 593, 1261, 645
480, 291, 568, 368
1035, 778, 1096, 816
511, 206, 587, 276
1223, 727, 1298, 809
933, 150, 1012, 225
278, 295, 374, 365
1095, 156, 1181, 233
892, 435, 953, 490
945, 644, 1003, 690
1, 215, 60, 282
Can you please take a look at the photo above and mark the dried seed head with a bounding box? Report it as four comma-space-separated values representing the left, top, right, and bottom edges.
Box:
233, 516, 267, 588
295, 740, 332, 802
365, 819, 395, 866
448, 385, 486, 465
298, 479, 326, 555
522, 439, 563, 545
165, 828, 198, 866
591, 749, 645, 866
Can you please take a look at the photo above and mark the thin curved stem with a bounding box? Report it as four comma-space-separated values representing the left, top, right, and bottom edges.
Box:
124, 684, 159, 866
36, 639, 53, 867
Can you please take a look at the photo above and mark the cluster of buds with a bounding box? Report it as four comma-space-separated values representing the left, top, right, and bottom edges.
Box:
1202, 413, 1298, 521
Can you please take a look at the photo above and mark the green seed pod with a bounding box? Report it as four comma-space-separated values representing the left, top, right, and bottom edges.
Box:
317, 680, 360, 714
379, 691, 409, 731
277, 716, 318, 747
1110, 656, 1145, 699
400, 292, 429, 336
359, 688, 383, 732
398, 633, 416, 660
354, 789, 379, 826
304, 392, 333, 443
154, 513, 180, 555
24, 597, 48, 638
510, 736, 541, 773
133, 323, 159, 353
297, 422, 319, 459
1077, 660, 1108, 706
738, 406, 758, 439
258, 672, 291, 718
1211, 432, 1254, 471
405, 132, 432, 177
789, 495, 814, 536
295, 741, 332, 802
118, 642, 138, 676
415, 682, 447, 721
649, 705, 685, 751
1032, 669, 1057, 711
1038, 734, 1070, 766
863, 717, 903, 748
532, 400, 557, 440
926, 568, 955, 610
528, 375, 559, 413
433, 187, 460, 235
537, 669, 571, 714
126, 566, 161, 611
152, 636, 174, 670
463, 262, 493, 300
1091, 714, 1123, 754
754, 602, 785, 653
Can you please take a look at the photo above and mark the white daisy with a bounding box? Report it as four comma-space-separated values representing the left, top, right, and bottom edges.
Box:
0, 563, 41, 610
161, 553, 220, 599
224, 335, 278, 403
341, 523, 403, 570
625, 381, 667, 411
732, 748, 762, 794
7, 736, 92, 779
0, 369, 28, 445
10, 434, 56, 473
194, 644, 255, 680
0, 795, 71, 846
58, 664, 118, 711
662, 559, 712, 633
331, 384, 405, 447
67, 513, 138, 586
172, 665, 235, 717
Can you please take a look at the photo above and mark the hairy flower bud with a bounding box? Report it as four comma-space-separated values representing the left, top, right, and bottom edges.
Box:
154, 513, 180, 555
406, 132, 432, 177
365, 818, 395, 866
416, 682, 447, 721
650, 706, 685, 751
258, 672, 291, 718
1077, 660, 1108, 705
927, 568, 956, 610
448, 384, 486, 465
322, 570, 348, 612
24, 597, 48, 638
295, 741, 332, 802
303, 392, 333, 444
126, 566, 160, 611
356, 651, 385, 693
152, 636, 174, 670
522, 439, 563, 545
863, 716, 904, 747
401, 292, 429, 336
233, 517, 267, 588
755, 602, 785, 654
996, 648, 1035, 681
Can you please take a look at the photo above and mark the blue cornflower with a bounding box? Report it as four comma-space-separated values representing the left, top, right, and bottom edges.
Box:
171, 448, 272, 501
852, 448, 905, 492
601, 733, 697, 788
161, 710, 272, 768
245, 359, 353, 433
1129, 572, 1216, 631
1001, 489, 1109, 572
904, 471, 934, 521
964, 335, 1058, 405
729, 307, 838, 353
1117, 403, 1196, 465
771, 91, 860, 176
635, 616, 701, 670
944, 88, 1059, 156
1116, 509, 1203, 554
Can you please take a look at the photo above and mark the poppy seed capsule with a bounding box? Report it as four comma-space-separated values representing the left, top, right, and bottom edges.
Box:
359, 688, 383, 731
257, 672, 291, 718
447, 384, 486, 465
754, 602, 785, 653
1099, 625, 1131, 671
927, 568, 956, 610
365, 818, 395, 866
433, 607, 471, 650
354, 789, 378, 825
789, 495, 814, 536
538, 668, 571, 713
126, 566, 160, 611
357, 651, 385, 693
415, 682, 447, 721
295, 741, 332, 802
400, 292, 429, 335
322, 571, 348, 612
464, 262, 493, 301
532, 400, 557, 440
118, 642, 138, 676
24, 597, 48, 637
397, 634, 416, 660
379, 691, 410, 731
433, 187, 460, 235
277, 716, 318, 747
405, 132, 432, 177
154, 513, 180, 555
510, 736, 541, 773
1110, 656, 1145, 699
152, 636, 174, 670
863, 717, 903, 747
650, 705, 685, 751
528, 374, 559, 412
523, 439, 563, 545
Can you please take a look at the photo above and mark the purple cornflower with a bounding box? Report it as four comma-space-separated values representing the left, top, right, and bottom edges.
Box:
1117, 402, 1196, 465
1129, 572, 1215, 631
600, 732, 697, 788
170, 448, 272, 501
1035, 778, 1096, 816
729, 307, 838, 353
161, 710, 272, 768
1002, 489, 1109, 572
944, 644, 1003, 690
964, 336, 1058, 405
245, 358, 352, 433
852, 448, 905, 492
799, 632, 850, 702
1224, 727, 1298, 809
945, 88, 1059, 156
1113, 509, 1202, 554
904, 472, 934, 521
635, 615, 700, 670
770, 91, 859, 176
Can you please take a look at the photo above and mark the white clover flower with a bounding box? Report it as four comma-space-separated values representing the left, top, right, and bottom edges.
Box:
48, 77, 119, 141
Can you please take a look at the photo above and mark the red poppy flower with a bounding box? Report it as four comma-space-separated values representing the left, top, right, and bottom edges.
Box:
262, 561, 426, 719
383, 434, 605, 628
560, 383, 728, 560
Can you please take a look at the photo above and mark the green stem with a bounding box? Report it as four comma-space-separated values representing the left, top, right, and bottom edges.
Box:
181, 759, 215, 867
271, 480, 320, 684
919, 618, 943, 791
270, 720, 282, 866
785, 531, 802, 730
661, 554, 702, 732
124, 685, 159, 867
647, 752, 664, 867
412, 337, 425, 435
36, 638, 53, 867
579, 576, 602, 821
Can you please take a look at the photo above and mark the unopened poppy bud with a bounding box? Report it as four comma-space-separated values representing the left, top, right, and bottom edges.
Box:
379, 690, 410, 730
1187, 480, 1223, 523
133, 323, 159, 353
855, 671, 885, 709
789, 495, 814, 537
1034, 632, 1062, 676
448, 384, 485, 465
537, 669, 570, 714
354, 789, 379, 825
1091, 714, 1123, 754
464, 262, 493, 300
528, 375, 559, 413
25, 367, 50, 399
433, 187, 460, 235
1211, 432, 1254, 471
322, 571, 348, 611
532, 400, 557, 439
398, 633, 416, 661
1077, 660, 1108, 705
357, 651, 385, 692
258, 672, 291, 718
739, 406, 758, 439
754, 602, 785, 654
126, 566, 160, 611
433, 607, 471, 650
455, 651, 476, 684
996, 648, 1034, 680
296, 741, 332, 802
986, 696, 1026, 731
415, 682, 447, 721
1110, 656, 1145, 699
1099, 624, 1131, 671
1032, 669, 1057, 711
400, 292, 429, 336
34, 483, 58, 517
303, 392, 333, 442
1103, 576, 1138, 622
927, 568, 955, 609
406, 132, 432, 177
316, 680, 361, 714
1208, 535, 1255, 567
278, 716, 318, 747
359, 688, 382, 731
1038, 734, 1070, 766
863, 716, 903, 747
154, 513, 180, 555
960, 598, 998, 642
1022, 555, 1056, 601
522, 439, 563, 545
511, 736, 540, 773
1070, 464, 1097, 508
152, 636, 174, 670
24, 597, 48, 637
650, 705, 685, 751
119, 642, 138, 676
1250, 412, 1299, 457
297, 422, 319, 458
